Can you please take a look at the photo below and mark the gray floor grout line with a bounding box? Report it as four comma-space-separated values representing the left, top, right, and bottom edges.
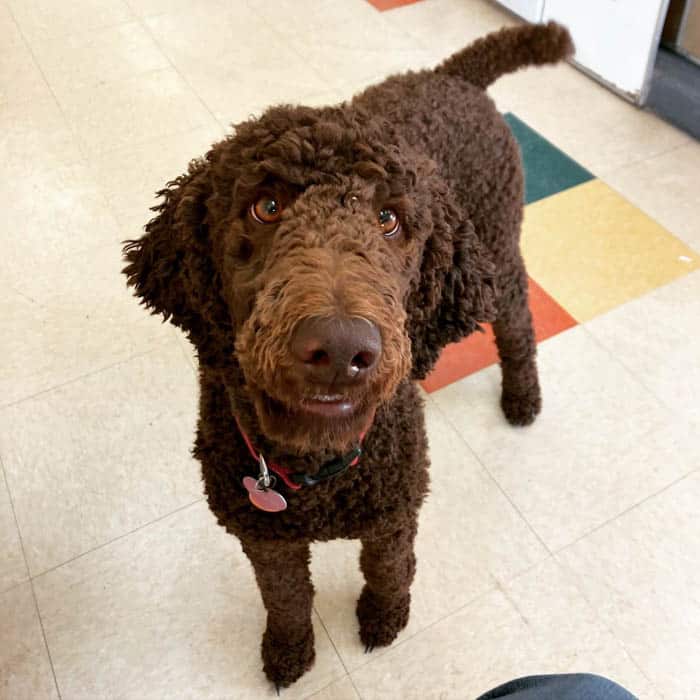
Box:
5, 3, 90, 166
580, 304, 700, 420
244, 0, 350, 102
348, 673, 364, 700
134, 13, 229, 133
597, 138, 694, 181
3, 2, 136, 105
553, 469, 698, 557
309, 608, 365, 699
12, 9, 142, 51
0, 337, 174, 411
428, 315, 696, 557
313, 605, 351, 675
171, 328, 199, 375
429, 337, 694, 562
87, 118, 225, 162
3, 2, 143, 244
425, 393, 553, 557
137, 0, 353, 133
28, 579, 63, 700
56, 64, 222, 166
423, 345, 696, 700
554, 550, 664, 698
1, 457, 62, 699
30, 497, 204, 583
341, 582, 501, 679
596, 167, 700, 256
0, 459, 31, 590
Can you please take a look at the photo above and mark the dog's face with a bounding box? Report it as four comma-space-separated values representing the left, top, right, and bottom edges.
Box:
123, 105, 496, 453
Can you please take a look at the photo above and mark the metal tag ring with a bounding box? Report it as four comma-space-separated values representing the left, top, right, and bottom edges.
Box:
256, 474, 277, 492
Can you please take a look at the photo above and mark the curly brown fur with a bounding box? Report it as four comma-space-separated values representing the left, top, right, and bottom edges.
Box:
357, 523, 417, 649
240, 539, 316, 687
123, 23, 572, 687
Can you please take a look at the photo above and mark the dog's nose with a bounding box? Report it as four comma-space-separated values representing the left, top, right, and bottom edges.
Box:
291, 317, 381, 385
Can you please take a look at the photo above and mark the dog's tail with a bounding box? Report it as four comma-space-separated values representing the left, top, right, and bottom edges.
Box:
437, 21, 574, 89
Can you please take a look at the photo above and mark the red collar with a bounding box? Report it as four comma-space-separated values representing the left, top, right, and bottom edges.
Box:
234, 416, 364, 491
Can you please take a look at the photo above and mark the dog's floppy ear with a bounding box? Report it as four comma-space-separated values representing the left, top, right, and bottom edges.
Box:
122, 157, 224, 353
407, 216, 497, 380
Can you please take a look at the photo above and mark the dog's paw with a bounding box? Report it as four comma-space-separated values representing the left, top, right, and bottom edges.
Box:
261, 625, 315, 688
356, 585, 410, 650
501, 387, 541, 426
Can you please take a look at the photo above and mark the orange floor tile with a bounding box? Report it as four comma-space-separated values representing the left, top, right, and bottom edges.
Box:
422, 278, 577, 392
366, 0, 423, 11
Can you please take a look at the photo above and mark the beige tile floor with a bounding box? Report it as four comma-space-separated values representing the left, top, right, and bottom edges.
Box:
1, 0, 699, 698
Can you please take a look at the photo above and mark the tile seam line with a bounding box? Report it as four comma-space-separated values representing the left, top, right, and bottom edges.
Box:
578, 315, 696, 421
554, 549, 673, 697
27, 579, 63, 700
2, 5, 128, 238
0, 578, 31, 597
243, 0, 343, 96
4, 5, 140, 174
134, 13, 234, 133
310, 610, 361, 699
82, 120, 225, 170
588, 180, 700, 257
9, 233, 153, 311
424, 393, 553, 556
50, 63, 181, 101
301, 673, 353, 700
49, 64, 224, 164
171, 328, 199, 375
553, 469, 698, 558
0, 456, 63, 700
0, 337, 174, 411
596, 137, 694, 180
344, 579, 503, 677
0, 461, 30, 587
28, 497, 204, 583
552, 472, 700, 692
11, 6, 140, 48
430, 322, 687, 550
3, 3, 68, 141
312, 604, 350, 676
336, 552, 555, 678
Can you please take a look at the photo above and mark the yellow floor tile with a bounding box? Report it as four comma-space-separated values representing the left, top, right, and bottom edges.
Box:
521, 179, 699, 322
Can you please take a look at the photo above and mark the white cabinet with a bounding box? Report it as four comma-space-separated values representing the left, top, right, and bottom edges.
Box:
497, 0, 543, 23
496, 0, 671, 103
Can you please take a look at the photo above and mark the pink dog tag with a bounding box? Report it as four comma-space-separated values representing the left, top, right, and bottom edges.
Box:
243, 476, 287, 512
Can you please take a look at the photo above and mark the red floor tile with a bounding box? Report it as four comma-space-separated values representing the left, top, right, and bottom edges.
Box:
366, 0, 422, 11
421, 278, 577, 393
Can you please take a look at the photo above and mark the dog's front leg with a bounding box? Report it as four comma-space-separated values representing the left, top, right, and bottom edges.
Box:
357, 520, 417, 651
241, 538, 315, 688
493, 260, 542, 426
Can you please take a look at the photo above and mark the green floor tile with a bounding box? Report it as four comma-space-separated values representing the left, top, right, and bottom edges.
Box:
504, 113, 593, 204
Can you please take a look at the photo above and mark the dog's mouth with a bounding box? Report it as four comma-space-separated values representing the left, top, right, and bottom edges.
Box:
252, 388, 376, 451
261, 390, 365, 423
298, 393, 356, 418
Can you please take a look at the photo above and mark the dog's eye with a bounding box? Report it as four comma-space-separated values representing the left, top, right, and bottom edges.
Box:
378, 208, 400, 238
250, 196, 282, 224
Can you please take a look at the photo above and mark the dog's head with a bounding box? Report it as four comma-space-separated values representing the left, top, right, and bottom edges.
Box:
123, 104, 496, 453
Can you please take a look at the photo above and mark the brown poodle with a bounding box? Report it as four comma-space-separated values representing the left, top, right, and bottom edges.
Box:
123, 22, 573, 689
